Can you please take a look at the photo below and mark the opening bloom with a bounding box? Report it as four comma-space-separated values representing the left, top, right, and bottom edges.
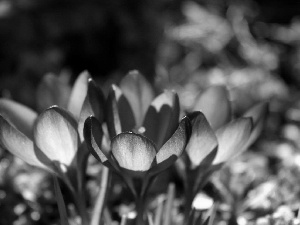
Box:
180, 86, 267, 177
0, 72, 104, 174
84, 71, 191, 197
178, 85, 268, 221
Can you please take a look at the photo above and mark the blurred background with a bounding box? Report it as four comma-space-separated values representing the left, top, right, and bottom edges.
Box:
0, 0, 300, 107
2, 0, 300, 224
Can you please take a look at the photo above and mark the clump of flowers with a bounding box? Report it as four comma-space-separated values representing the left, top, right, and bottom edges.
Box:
84, 71, 191, 224
177, 86, 268, 222
0, 70, 268, 225
0, 71, 105, 225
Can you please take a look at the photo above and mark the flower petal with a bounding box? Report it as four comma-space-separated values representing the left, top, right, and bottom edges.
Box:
0, 99, 37, 139
111, 132, 156, 172
0, 115, 48, 169
143, 90, 180, 149
243, 102, 268, 147
106, 85, 135, 138
34, 106, 79, 166
119, 70, 155, 127
194, 86, 231, 130
152, 116, 191, 174
78, 79, 105, 141
67, 71, 90, 120
185, 112, 218, 168
84, 116, 109, 164
36, 73, 71, 111
213, 117, 253, 165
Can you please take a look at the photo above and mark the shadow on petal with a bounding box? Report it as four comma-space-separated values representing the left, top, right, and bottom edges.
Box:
119, 70, 155, 127
106, 85, 135, 138
78, 79, 105, 141
151, 116, 191, 175
84, 116, 107, 163
185, 111, 218, 168
143, 91, 180, 149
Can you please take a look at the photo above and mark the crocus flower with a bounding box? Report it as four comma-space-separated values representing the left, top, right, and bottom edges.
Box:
84, 71, 191, 198
179, 85, 268, 221
192, 85, 268, 143
0, 71, 104, 177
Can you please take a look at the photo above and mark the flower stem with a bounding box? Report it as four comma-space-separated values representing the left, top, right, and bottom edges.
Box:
183, 187, 195, 224
136, 196, 146, 225
163, 183, 175, 225
73, 191, 89, 225
91, 167, 110, 225
183, 173, 196, 224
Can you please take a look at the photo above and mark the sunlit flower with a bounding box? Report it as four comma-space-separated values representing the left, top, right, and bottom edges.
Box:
84, 71, 191, 197
0, 71, 104, 175
179, 85, 267, 220
192, 85, 268, 144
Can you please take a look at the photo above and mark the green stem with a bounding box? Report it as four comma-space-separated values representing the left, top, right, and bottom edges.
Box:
183, 172, 196, 224
73, 191, 89, 225
163, 183, 175, 225
90, 167, 110, 225
183, 187, 195, 224
136, 196, 146, 225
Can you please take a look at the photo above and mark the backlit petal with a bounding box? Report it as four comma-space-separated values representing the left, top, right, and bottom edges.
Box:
194, 86, 231, 130
34, 106, 79, 166
0, 99, 37, 139
213, 117, 252, 165
185, 112, 218, 167
152, 116, 191, 174
0, 115, 48, 169
67, 71, 90, 120
36, 73, 71, 111
111, 132, 156, 172
243, 102, 268, 147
